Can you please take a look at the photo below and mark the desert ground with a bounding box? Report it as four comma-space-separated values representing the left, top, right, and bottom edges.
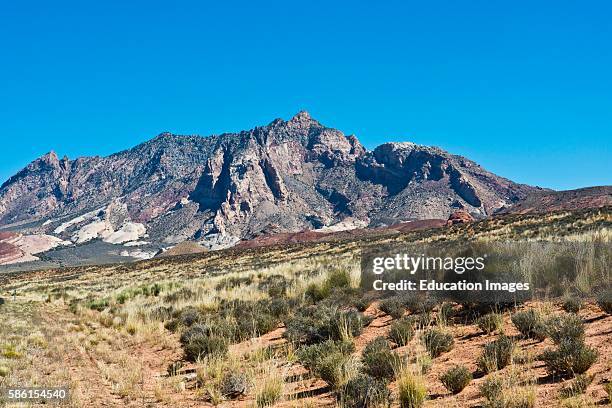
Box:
1, 208, 611, 407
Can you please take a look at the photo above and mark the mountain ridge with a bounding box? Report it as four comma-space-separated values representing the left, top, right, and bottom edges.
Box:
0, 111, 540, 265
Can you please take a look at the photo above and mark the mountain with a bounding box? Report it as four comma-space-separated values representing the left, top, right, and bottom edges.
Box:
0, 112, 538, 265
499, 186, 612, 215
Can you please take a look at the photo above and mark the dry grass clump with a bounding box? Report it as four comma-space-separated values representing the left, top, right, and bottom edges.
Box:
480, 368, 536, 408
476, 313, 504, 334
559, 374, 593, 399
254, 365, 284, 407
396, 367, 427, 408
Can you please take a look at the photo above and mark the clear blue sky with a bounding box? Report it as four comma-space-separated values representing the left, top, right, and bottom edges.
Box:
1, 0, 610, 190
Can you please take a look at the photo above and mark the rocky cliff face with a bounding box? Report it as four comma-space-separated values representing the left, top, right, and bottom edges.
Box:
0, 111, 536, 253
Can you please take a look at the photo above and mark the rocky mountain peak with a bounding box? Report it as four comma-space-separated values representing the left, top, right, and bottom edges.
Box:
0, 113, 538, 252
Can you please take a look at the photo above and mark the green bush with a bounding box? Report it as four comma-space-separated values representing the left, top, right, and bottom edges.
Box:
562, 296, 582, 314
541, 340, 598, 377
380, 297, 406, 319
440, 365, 472, 394
545, 314, 585, 345
362, 337, 402, 380
511, 309, 547, 340
341, 374, 392, 408
477, 335, 514, 373
596, 288, 612, 314
422, 328, 454, 358
476, 313, 504, 334
388, 318, 414, 346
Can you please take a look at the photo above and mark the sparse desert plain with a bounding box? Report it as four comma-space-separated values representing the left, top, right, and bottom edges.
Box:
1, 208, 611, 407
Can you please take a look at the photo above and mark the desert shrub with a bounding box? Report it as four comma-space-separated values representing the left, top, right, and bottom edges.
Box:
0, 366, 9, 377
596, 288, 612, 314
284, 305, 367, 345
216, 276, 254, 291
179, 306, 202, 327
305, 269, 353, 303
545, 314, 585, 344
163, 287, 195, 303
341, 374, 392, 408
485, 387, 536, 408
221, 372, 250, 399
477, 335, 514, 373
325, 269, 353, 290
258, 274, 289, 298
396, 369, 427, 408
388, 318, 414, 346
380, 297, 406, 319
440, 365, 472, 394
330, 310, 365, 341
422, 328, 454, 358
297, 340, 355, 370
86, 298, 109, 311
438, 302, 456, 325
183, 334, 228, 362
477, 313, 504, 334
480, 374, 504, 401
416, 354, 432, 374
305, 283, 328, 303
560, 374, 593, 399
235, 311, 279, 340
415, 312, 433, 328
164, 318, 180, 332
562, 296, 582, 314
298, 340, 359, 389
541, 340, 598, 377
354, 296, 373, 312
362, 337, 402, 380
511, 309, 547, 340
284, 305, 335, 345
150, 305, 173, 321
604, 382, 612, 402
268, 298, 290, 318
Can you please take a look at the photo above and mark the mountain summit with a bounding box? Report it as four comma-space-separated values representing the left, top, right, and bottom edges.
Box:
0, 112, 536, 255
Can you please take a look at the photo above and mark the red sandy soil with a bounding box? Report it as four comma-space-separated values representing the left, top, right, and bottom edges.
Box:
57, 300, 611, 407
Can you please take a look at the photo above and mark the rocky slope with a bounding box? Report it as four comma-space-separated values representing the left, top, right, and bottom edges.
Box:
499, 186, 612, 214
0, 112, 537, 264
